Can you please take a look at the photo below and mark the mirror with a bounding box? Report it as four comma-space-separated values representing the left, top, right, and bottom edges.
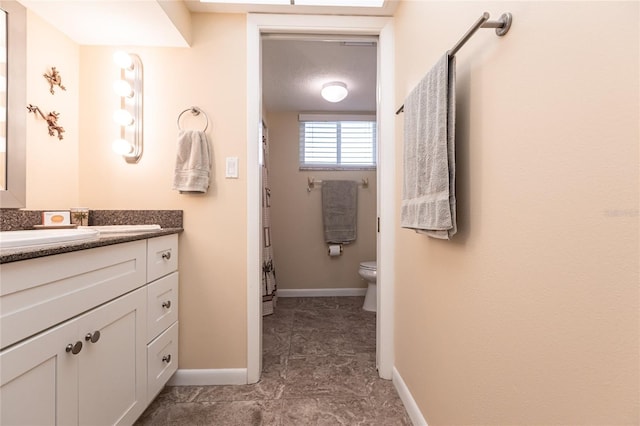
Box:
1, 8, 6, 190
0, 1, 26, 208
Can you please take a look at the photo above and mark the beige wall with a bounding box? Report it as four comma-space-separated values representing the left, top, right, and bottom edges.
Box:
25, 10, 79, 209
394, 1, 639, 424
75, 13, 248, 369
267, 111, 377, 290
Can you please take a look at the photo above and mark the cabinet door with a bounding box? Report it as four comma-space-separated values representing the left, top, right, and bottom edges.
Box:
77, 287, 147, 426
0, 319, 79, 425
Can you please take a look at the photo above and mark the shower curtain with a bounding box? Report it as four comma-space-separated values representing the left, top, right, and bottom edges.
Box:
261, 127, 277, 316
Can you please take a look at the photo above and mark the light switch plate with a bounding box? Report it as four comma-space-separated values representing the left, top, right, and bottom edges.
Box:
225, 157, 239, 178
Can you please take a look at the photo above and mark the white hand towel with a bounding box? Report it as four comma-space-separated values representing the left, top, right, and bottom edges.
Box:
400, 54, 457, 239
172, 130, 211, 193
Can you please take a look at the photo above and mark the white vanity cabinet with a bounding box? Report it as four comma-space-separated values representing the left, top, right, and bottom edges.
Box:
0, 287, 147, 425
0, 310, 79, 425
144, 234, 179, 403
0, 233, 180, 426
77, 287, 147, 425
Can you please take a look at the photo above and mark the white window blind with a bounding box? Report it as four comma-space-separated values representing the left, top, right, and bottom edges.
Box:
299, 118, 376, 170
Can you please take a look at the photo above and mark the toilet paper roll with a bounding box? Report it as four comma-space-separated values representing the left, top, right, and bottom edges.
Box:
328, 244, 342, 257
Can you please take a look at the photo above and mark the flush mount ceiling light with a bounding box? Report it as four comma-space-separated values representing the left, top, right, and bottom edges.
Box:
321, 81, 348, 103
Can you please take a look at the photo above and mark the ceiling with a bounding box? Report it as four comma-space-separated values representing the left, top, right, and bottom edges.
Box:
20, 0, 397, 46
183, 0, 397, 16
262, 38, 377, 113
18, 0, 192, 46
19, 0, 386, 113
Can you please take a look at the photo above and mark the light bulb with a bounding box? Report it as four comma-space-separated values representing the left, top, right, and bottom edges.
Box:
112, 139, 133, 155
113, 51, 133, 70
321, 81, 348, 103
113, 80, 133, 97
113, 109, 134, 126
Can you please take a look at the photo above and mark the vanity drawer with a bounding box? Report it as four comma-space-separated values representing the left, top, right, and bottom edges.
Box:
147, 235, 178, 282
0, 240, 147, 350
147, 322, 178, 402
147, 272, 179, 342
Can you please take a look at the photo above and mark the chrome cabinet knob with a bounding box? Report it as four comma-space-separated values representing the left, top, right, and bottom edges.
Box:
162, 300, 171, 309
66, 341, 83, 355
85, 330, 101, 344
162, 354, 171, 363
161, 251, 171, 261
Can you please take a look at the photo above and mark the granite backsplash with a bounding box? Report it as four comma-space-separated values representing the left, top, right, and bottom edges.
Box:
0, 209, 183, 231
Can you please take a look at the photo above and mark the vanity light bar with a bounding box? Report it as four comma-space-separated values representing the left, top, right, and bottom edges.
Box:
112, 51, 143, 164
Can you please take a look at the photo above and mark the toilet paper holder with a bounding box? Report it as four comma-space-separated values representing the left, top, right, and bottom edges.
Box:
328, 244, 343, 256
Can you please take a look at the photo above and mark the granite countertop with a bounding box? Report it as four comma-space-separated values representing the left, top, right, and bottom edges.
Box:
0, 228, 183, 264
1, 209, 183, 263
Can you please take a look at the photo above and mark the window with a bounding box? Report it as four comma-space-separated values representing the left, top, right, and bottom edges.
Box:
299, 115, 376, 170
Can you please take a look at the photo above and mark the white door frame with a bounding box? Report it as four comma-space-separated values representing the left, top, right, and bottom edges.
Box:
246, 13, 395, 384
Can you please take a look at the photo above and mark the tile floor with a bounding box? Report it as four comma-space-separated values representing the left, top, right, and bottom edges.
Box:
136, 296, 411, 425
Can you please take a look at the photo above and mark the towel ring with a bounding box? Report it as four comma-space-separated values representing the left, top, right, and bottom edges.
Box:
177, 107, 209, 132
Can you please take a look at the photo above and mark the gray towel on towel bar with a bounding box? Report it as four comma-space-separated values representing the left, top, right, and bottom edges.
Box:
401, 54, 457, 239
321, 180, 358, 244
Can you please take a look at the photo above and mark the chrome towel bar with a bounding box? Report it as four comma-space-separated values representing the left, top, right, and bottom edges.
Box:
396, 12, 512, 115
307, 177, 369, 193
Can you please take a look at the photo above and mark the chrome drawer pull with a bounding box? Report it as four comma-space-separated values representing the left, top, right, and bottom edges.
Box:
161, 251, 171, 261
162, 300, 171, 309
66, 341, 83, 355
85, 331, 101, 344
162, 354, 172, 363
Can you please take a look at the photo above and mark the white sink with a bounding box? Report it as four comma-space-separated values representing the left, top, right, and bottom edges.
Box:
79, 224, 161, 233
0, 228, 100, 250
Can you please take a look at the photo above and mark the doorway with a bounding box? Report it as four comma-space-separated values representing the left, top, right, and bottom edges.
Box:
246, 14, 395, 384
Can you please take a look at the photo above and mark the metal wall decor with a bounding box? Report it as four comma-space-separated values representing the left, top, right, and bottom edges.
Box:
43, 66, 66, 95
26, 104, 65, 140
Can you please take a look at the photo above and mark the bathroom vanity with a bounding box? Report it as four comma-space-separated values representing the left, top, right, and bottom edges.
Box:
0, 232, 179, 425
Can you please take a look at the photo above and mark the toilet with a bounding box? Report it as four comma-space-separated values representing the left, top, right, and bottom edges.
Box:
358, 260, 377, 312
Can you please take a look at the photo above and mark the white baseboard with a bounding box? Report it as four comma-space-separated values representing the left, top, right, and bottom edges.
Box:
278, 288, 367, 297
393, 367, 428, 426
167, 368, 247, 386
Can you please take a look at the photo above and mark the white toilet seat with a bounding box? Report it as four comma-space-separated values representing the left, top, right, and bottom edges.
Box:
359, 261, 376, 271
359, 260, 377, 312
